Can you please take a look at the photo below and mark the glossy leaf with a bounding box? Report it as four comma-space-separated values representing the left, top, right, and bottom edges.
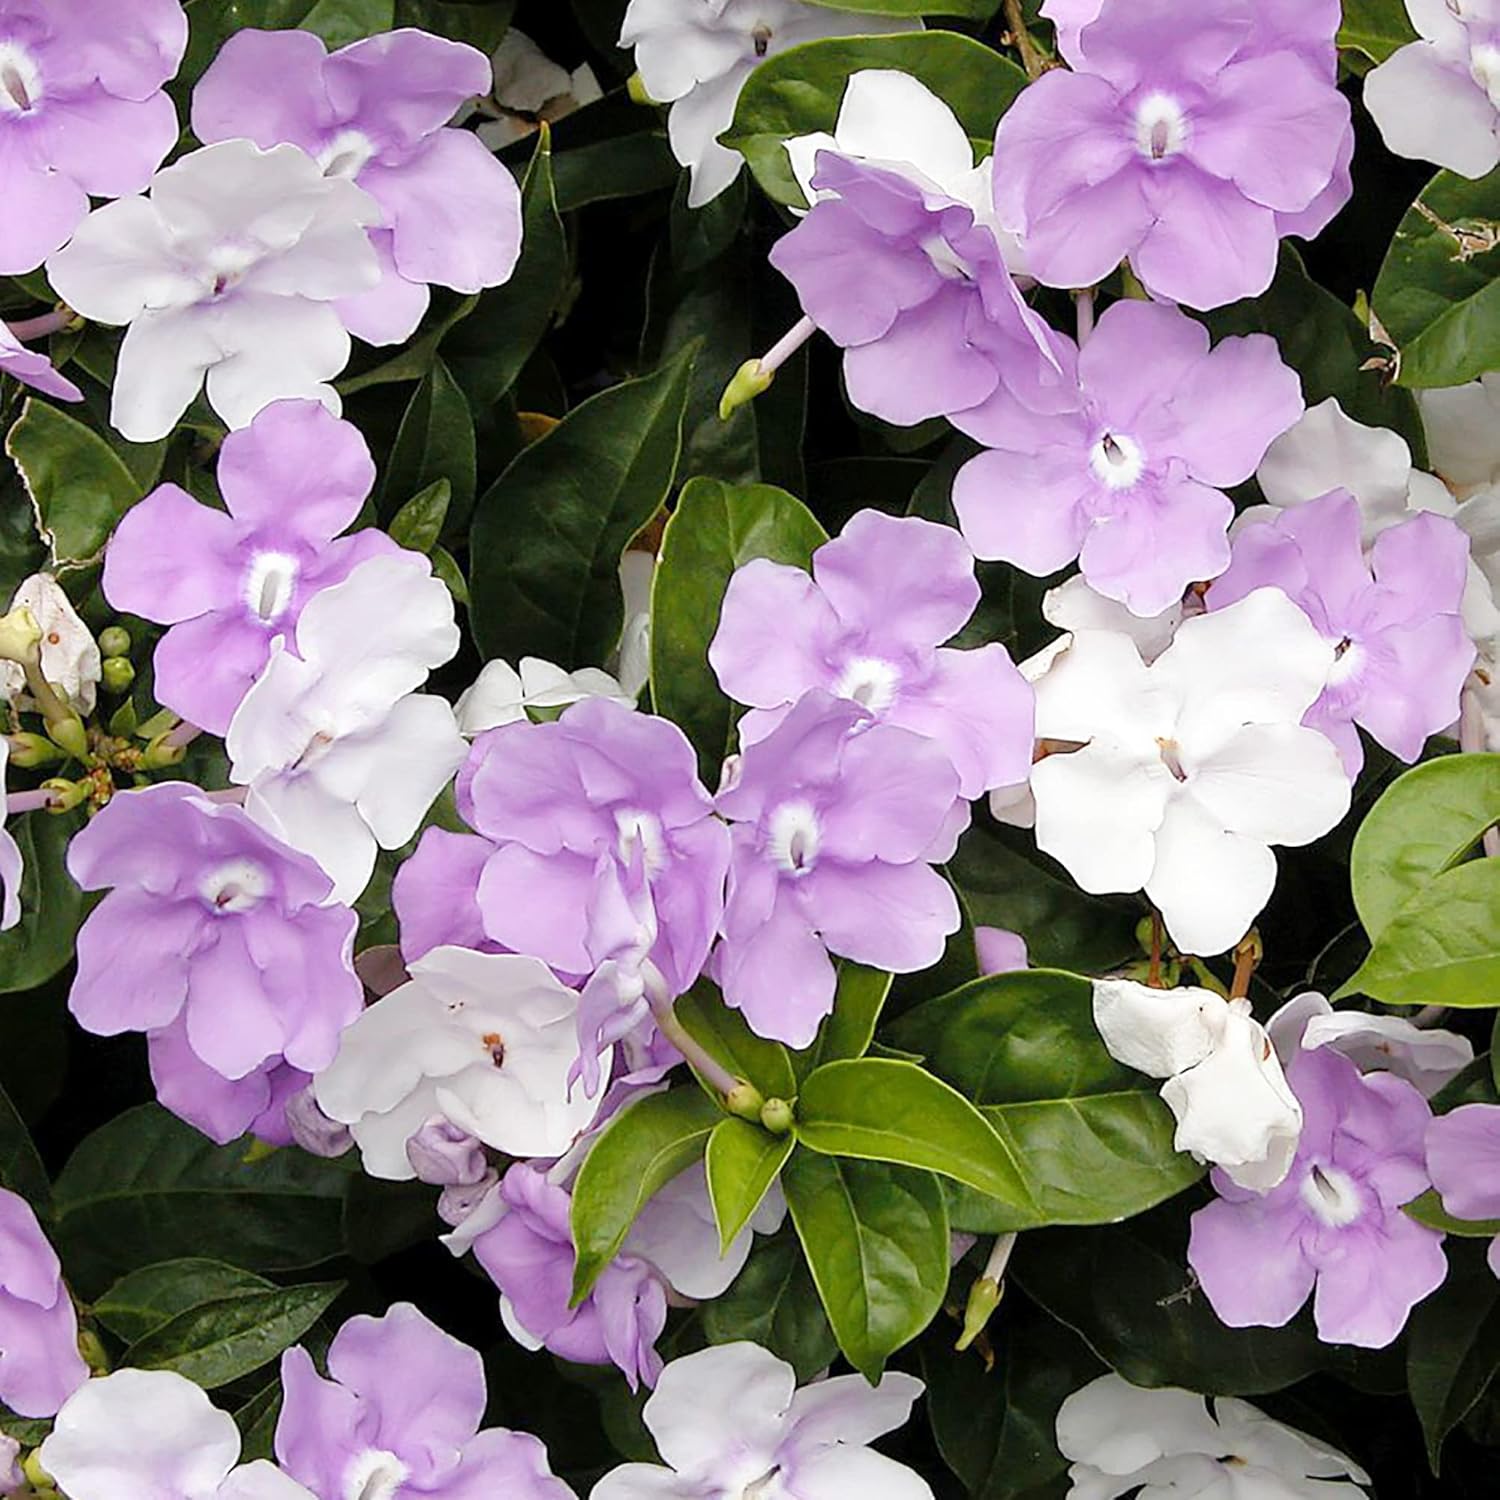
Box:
470, 345, 696, 669
795, 963, 894, 1081
889, 971, 1202, 1230
0, 810, 88, 996
391, 0, 513, 48
705, 1118, 795, 1252
650, 477, 826, 778
1405, 1189, 1500, 1239
677, 981, 798, 1100
387, 479, 451, 555
380, 357, 475, 523
570, 1087, 722, 1301
94, 1259, 273, 1343
794, 1057, 1038, 1215
0, 1081, 50, 1215
782, 1150, 948, 1382
1338, 0, 1418, 65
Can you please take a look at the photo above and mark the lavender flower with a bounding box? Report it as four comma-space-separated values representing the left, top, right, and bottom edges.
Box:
1426, 1103, 1500, 1278
0, 318, 81, 401
0, 1188, 88, 1418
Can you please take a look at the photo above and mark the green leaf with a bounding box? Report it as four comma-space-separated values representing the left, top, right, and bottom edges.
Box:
338, 295, 479, 395
392, 0, 514, 49
0, 1408, 50, 1448
6, 401, 148, 565
1405, 1189, 1500, 1239
94, 1260, 274, 1343
470, 346, 696, 669
795, 963, 893, 1081
1338, 0, 1419, 66
445, 132, 567, 411
650, 477, 827, 779
0, 1081, 50, 1215
888, 971, 1203, 1230
53, 1105, 351, 1294
380, 357, 475, 525
0, 810, 88, 996
553, 131, 680, 212
705, 1118, 795, 1252
1407, 1241, 1500, 1471
570, 1087, 723, 1301
388, 479, 452, 555
1375, 167, 1500, 389
1350, 754, 1500, 940
235, 1381, 283, 1464
794, 1058, 1038, 1215
724, 32, 1027, 207
782, 1151, 948, 1382
700, 1229, 839, 1382
298, 0, 394, 44
676, 981, 797, 1100
124, 1282, 343, 1389
1339, 859, 1500, 1008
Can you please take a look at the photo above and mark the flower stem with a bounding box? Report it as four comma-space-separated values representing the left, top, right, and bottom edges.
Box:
6, 787, 62, 814
6, 308, 73, 342
1075, 288, 1095, 344
1001, 0, 1050, 80
163, 720, 203, 750
648, 989, 742, 1099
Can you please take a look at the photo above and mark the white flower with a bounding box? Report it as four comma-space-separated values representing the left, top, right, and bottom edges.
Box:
47, 140, 380, 442
0, 736, 23, 932
1365, 0, 1500, 179
1268, 991, 1474, 1099
1028, 588, 1350, 957
455, 657, 633, 736
39, 1370, 317, 1500
314, 945, 605, 1179
1057, 1373, 1370, 1500
0, 575, 101, 714
1093, 979, 1302, 1191
1419, 373, 1500, 498
226, 552, 464, 904
618, 0, 920, 208
477, 30, 602, 150
614, 548, 656, 701
593, 1341, 933, 1500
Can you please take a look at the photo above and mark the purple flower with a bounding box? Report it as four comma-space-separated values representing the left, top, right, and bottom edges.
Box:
1207, 490, 1476, 775
471, 1162, 668, 1392
714, 691, 961, 1047
709, 509, 1034, 798
66, 783, 363, 1143
1187, 1044, 1447, 1348
954, 300, 1303, 616
993, 0, 1352, 309
103, 400, 396, 736
0, 1188, 88, 1419
192, 27, 522, 346
1426, 1104, 1500, 1279
0, 319, 81, 402
391, 827, 501, 963
463, 698, 730, 1000
0, 0, 186, 275
276, 1302, 571, 1500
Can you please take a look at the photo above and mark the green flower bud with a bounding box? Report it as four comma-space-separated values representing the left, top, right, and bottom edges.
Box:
6, 733, 62, 769
0, 605, 41, 666
47, 715, 89, 763
98, 625, 132, 658
718, 359, 774, 421
759, 1097, 794, 1136
724, 1080, 767, 1123
101, 656, 135, 694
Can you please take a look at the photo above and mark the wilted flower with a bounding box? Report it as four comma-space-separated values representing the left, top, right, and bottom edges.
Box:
0, 573, 99, 714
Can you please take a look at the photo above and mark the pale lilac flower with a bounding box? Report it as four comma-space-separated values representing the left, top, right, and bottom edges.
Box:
0, 319, 81, 401
1056, 1373, 1370, 1499
46, 139, 380, 442
0, 0, 186, 274
710, 509, 1034, 797
0, 1188, 87, 1418
1208, 490, 1476, 775
1366, 0, 1500, 178
619, 0, 920, 208
714, 691, 961, 1046
976, 927, 1028, 974
593, 1341, 932, 1500
769, 72, 1071, 430
993, 0, 1352, 309
1188, 1041, 1447, 1348
103, 400, 396, 736
66, 782, 362, 1144
0, 737, 23, 933
1026, 588, 1350, 957
405, 1116, 488, 1187
1426, 1104, 1500, 1277
0, 573, 100, 715
277, 1304, 571, 1500
953, 300, 1303, 616
391, 827, 499, 963
313, 946, 604, 1180
193, 28, 521, 347
226, 552, 465, 904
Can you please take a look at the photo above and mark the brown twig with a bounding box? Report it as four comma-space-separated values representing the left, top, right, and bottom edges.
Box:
1001, 0, 1051, 80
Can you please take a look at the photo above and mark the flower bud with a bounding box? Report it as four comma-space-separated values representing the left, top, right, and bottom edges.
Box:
406, 1115, 489, 1186
139, 733, 186, 770
100, 657, 135, 694
285, 1085, 353, 1159
438, 1169, 500, 1229
718, 359, 775, 421
626, 70, 657, 106
759, 1097, 794, 1135
956, 1276, 1002, 1352
0, 605, 41, 666
724, 1080, 766, 1122
40, 777, 89, 812
6, 733, 62, 769
46, 717, 89, 763
97, 625, 132, 658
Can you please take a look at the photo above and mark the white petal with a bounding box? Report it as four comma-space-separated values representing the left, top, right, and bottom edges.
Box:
45, 197, 196, 326
1042, 576, 1182, 664
110, 307, 223, 444
1184, 724, 1351, 848
218, 1463, 320, 1500
7, 575, 100, 710
667, 70, 748, 207
1212, 1398, 1371, 1485
1418, 375, 1500, 495
1365, 43, 1500, 179
1055, 1374, 1222, 1475
1300, 1008, 1474, 1097
244, 775, 376, 906
1031, 628, 1165, 744
455, 659, 527, 734
783, 1444, 934, 1500
785, 1371, 925, 1450
1091, 979, 1228, 1079
831, 70, 975, 200
202, 294, 352, 432
643, 1343, 794, 1478
623, 1161, 753, 1300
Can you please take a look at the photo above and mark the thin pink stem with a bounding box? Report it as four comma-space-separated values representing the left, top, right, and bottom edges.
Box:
1075, 288, 1095, 345
164, 721, 203, 750
757, 315, 817, 377
6, 788, 60, 814
7, 309, 71, 342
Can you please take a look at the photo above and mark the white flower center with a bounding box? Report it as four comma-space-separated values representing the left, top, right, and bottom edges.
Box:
738, 1470, 781, 1500
767, 800, 821, 877
343, 1449, 410, 1500
1154, 736, 1189, 782
1300, 1162, 1363, 1228
1135, 92, 1189, 162
1089, 431, 1146, 490
0, 43, 41, 113
1327, 634, 1365, 687
833, 655, 901, 713
197, 857, 273, 914
1471, 43, 1500, 109
615, 807, 667, 876
318, 128, 376, 180
243, 551, 299, 623
205, 239, 261, 299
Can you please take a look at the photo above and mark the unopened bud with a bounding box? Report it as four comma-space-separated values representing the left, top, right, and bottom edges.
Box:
98, 625, 132, 659
0, 606, 41, 666
626, 70, 657, 106
718, 359, 774, 421
22, 1450, 53, 1492
101, 656, 135, 694
40, 778, 88, 813
240, 1138, 280, 1165
46, 716, 88, 763
724, 1080, 767, 1122
77, 1327, 110, 1375
140, 733, 186, 770
956, 1276, 1002, 1352
759, 1097, 794, 1135
6, 732, 62, 769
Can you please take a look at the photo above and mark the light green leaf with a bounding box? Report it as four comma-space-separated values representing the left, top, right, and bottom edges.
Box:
650, 477, 826, 779
0, 810, 88, 997
570, 1087, 723, 1301
676, 981, 797, 1101
95, 1260, 274, 1343
782, 1151, 948, 1382
794, 1057, 1038, 1215
470, 346, 696, 669
792, 962, 894, 1084
388, 479, 452, 555
705, 1118, 795, 1252
298, 0, 394, 45
1374, 167, 1500, 389
1338, 0, 1419, 66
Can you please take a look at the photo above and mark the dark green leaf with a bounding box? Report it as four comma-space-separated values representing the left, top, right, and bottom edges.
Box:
1338, 0, 1419, 65
391, 0, 514, 48
1405, 1189, 1500, 1239
298, 0, 395, 44
0, 1081, 50, 1215
94, 1260, 274, 1343
794, 1058, 1038, 1215
380, 356, 475, 524
235, 1382, 283, 1464
388, 479, 452, 555
570, 1087, 722, 1301
553, 131, 679, 211
782, 1151, 948, 1381
470, 346, 696, 669
650, 476, 826, 779
705, 1117, 794, 1252
0, 810, 88, 996
676, 981, 798, 1100
338, 295, 479, 396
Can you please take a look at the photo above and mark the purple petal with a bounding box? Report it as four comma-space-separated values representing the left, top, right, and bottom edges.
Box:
717, 886, 837, 1048
25, 88, 178, 197
952, 445, 1093, 574
0, 153, 90, 276
324, 31, 492, 153
0, 322, 82, 402
1187, 1195, 1315, 1329
190, 28, 332, 152
1078, 298, 1211, 436
70, 889, 198, 1036
1427, 1104, 1500, 1222
393, 828, 497, 964
803, 859, 960, 974
147, 1018, 275, 1146
1350, 615, 1474, 765
422, 1430, 572, 1500
336, 228, 432, 347
183, 926, 292, 1082
152, 611, 277, 738
1133, 170, 1281, 310
275, 1346, 366, 1500
709, 560, 839, 709
103, 484, 239, 623
1308, 1211, 1447, 1348
476, 844, 596, 975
